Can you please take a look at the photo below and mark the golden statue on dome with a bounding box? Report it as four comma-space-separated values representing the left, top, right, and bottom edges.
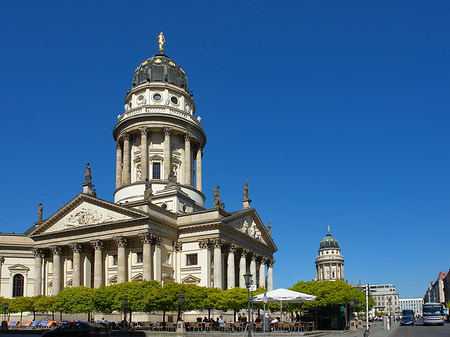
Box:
328, 224, 330, 233
158, 32, 165, 53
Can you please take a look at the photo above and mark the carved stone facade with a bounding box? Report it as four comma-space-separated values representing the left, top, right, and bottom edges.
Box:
0, 38, 277, 299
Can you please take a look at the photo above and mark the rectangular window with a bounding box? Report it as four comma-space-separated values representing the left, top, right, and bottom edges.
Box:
153, 162, 161, 179
137, 252, 143, 263
186, 254, 198, 266
113, 255, 118, 266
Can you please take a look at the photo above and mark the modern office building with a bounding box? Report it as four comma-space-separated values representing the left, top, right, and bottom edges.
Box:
399, 298, 423, 316
369, 284, 399, 314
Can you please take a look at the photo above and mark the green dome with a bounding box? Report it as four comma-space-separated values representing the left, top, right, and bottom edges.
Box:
132, 53, 188, 93
320, 233, 340, 249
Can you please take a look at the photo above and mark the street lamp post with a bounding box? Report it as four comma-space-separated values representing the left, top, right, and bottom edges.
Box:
1, 303, 8, 332
121, 297, 128, 322
176, 295, 186, 333
177, 295, 185, 321
120, 297, 128, 332
244, 270, 253, 337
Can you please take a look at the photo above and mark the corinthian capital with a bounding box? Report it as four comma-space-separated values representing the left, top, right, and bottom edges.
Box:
32, 249, 44, 258
121, 132, 130, 141
184, 132, 192, 142
212, 238, 223, 249
50, 246, 62, 255
139, 233, 152, 244
241, 248, 249, 257
229, 244, 238, 253
113, 236, 127, 248
139, 126, 148, 136
198, 239, 210, 249
163, 126, 172, 136
69, 243, 82, 253
91, 240, 104, 251
173, 242, 183, 252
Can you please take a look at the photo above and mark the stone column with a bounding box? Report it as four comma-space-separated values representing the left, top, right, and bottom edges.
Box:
33, 249, 43, 296
163, 127, 172, 180
199, 239, 211, 287
114, 236, 127, 284
259, 258, 266, 288
139, 233, 152, 281
115, 141, 123, 188
154, 236, 162, 283
227, 244, 237, 289
196, 145, 202, 192
122, 133, 131, 184
239, 249, 248, 289
70, 243, 82, 287
213, 239, 223, 289
91, 240, 104, 288
50, 246, 62, 295
173, 242, 182, 283
267, 260, 275, 291
139, 127, 148, 180
250, 254, 257, 283
184, 133, 192, 186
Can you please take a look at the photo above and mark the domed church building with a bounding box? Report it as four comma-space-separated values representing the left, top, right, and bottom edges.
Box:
315, 226, 344, 281
0, 33, 277, 299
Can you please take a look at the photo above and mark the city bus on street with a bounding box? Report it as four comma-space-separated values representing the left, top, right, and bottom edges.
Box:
423, 303, 445, 326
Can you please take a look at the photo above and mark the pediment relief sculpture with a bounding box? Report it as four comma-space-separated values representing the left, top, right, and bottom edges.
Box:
232, 219, 266, 244
65, 208, 116, 227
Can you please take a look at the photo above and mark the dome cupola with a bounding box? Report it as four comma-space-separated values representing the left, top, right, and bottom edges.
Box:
132, 53, 188, 93
319, 230, 340, 249
315, 225, 344, 281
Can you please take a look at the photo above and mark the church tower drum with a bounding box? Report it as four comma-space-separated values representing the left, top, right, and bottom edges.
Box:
315, 226, 344, 281
113, 33, 206, 213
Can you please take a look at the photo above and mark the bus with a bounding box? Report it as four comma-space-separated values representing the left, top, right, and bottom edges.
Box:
423, 303, 445, 326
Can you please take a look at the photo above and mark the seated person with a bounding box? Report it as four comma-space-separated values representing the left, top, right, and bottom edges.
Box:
218, 315, 225, 327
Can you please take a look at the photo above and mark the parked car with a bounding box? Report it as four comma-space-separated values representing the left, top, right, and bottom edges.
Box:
42, 322, 110, 336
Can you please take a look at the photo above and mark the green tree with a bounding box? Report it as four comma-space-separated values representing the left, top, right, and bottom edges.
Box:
55, 286, 94, 317
290, 280, 367, 309
9, 296, 34, 321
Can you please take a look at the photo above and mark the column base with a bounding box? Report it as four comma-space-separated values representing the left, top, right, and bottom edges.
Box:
176, 321, 186, 333
82, 182, 95, 195
242, 198, 252, 209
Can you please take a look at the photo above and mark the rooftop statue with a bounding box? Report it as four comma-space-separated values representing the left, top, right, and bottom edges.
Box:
37, 203, 43, 221
84, 162, 92, 184
213, 185, 225, 210
144, 178, 153, 200
243, 179, 249, 200
158, 32, 165, 53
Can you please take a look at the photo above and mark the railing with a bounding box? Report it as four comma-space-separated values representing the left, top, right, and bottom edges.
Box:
118, 106, 202, 128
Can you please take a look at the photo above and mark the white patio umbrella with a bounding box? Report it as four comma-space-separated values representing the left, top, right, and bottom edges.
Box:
252, 288, 316, 321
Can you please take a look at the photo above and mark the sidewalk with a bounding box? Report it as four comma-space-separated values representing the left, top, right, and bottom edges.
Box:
314, 321, 399, 337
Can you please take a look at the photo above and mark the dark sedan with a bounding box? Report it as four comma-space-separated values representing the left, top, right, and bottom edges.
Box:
42, 322, 110, 337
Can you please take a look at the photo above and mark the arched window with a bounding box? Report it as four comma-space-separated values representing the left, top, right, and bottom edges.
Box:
13, 274, 24, 297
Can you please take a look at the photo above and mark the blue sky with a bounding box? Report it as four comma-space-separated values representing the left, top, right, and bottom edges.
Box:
0, 1, 449, 299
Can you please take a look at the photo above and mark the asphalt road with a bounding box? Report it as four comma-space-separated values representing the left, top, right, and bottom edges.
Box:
392, 319, 450, 337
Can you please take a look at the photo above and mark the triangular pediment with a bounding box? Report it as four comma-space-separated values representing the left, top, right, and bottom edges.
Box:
8, 264, 30, 272
224, 209, 277, 251
181, 275, 201, 284
29, 194, 147, 236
